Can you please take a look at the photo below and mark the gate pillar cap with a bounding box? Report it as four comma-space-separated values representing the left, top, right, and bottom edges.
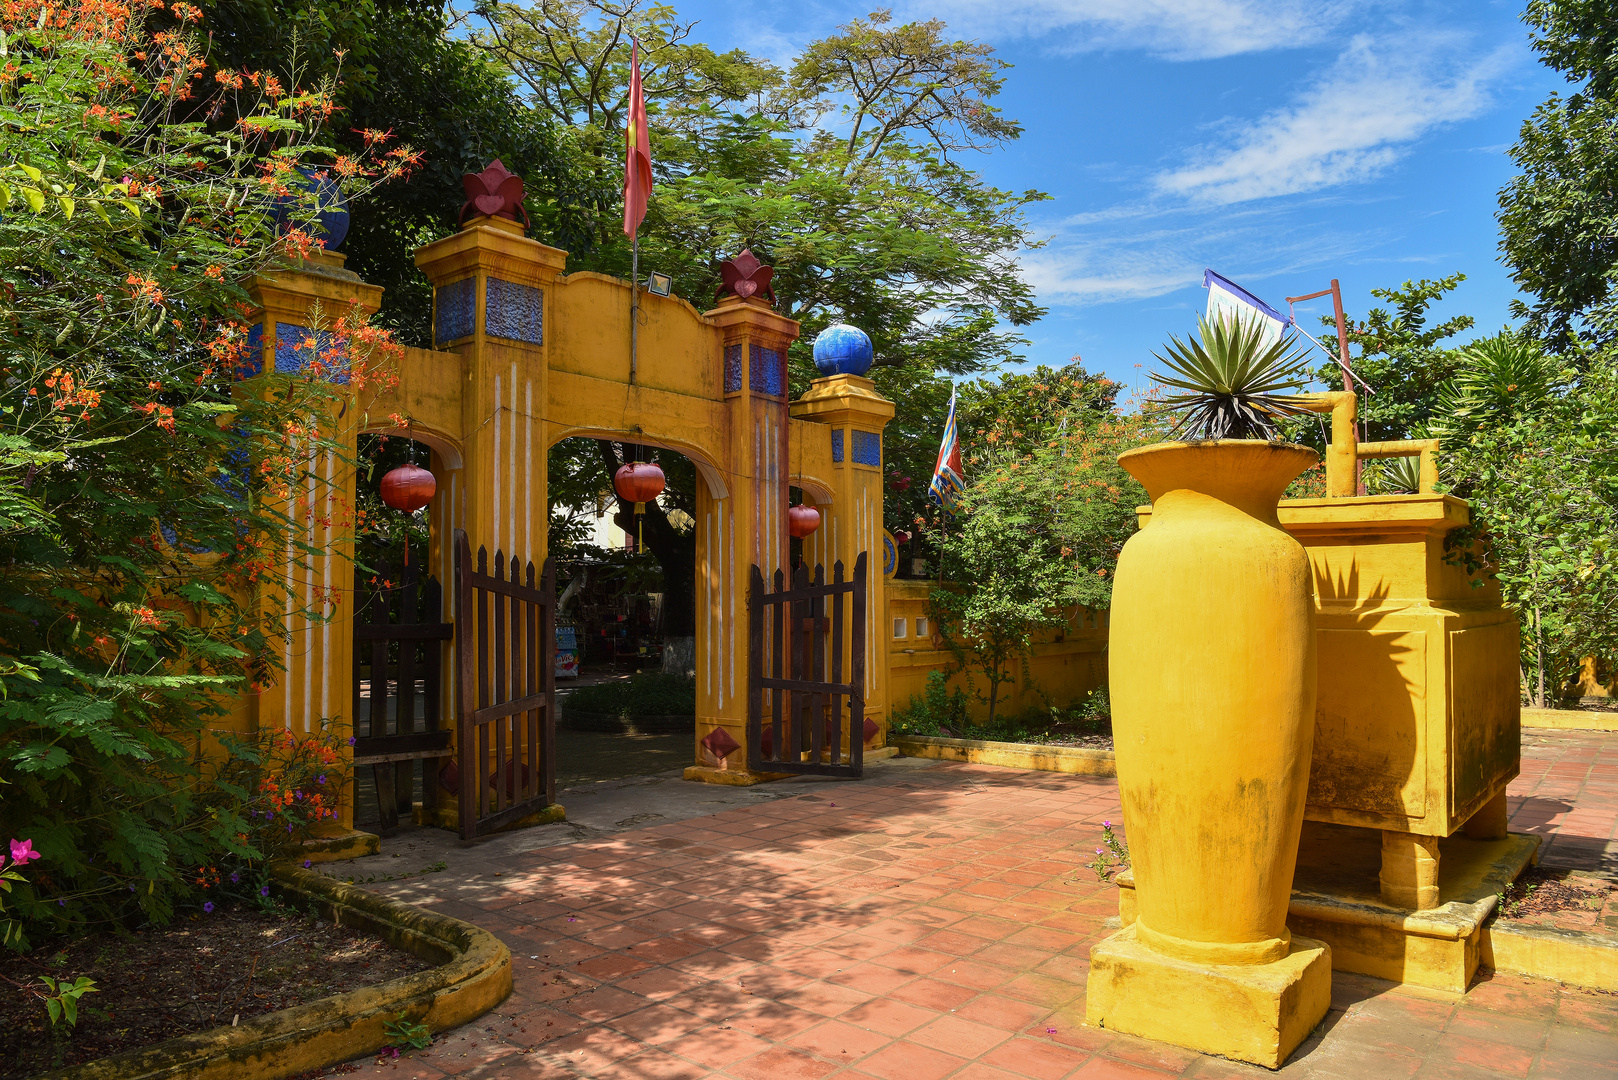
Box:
703, 296, 800, 342
790, 374, 895, 426
414, 223, 568, 286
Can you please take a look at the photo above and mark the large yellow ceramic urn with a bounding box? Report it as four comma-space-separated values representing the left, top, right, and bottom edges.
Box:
1086, 440, 1333, 1069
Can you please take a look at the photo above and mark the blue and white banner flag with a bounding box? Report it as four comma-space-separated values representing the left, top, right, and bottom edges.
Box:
928, 386, 965, 512
1204, 269, 1292, 348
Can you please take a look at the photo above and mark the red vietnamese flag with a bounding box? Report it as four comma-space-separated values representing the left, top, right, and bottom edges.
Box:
622, 39, 652, 238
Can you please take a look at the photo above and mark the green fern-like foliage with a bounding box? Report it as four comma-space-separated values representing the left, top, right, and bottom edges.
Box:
1432, 335, 1562, 437
1151, 316, 1315, 441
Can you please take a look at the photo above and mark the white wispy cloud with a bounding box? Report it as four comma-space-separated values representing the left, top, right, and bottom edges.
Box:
1154, 35, 1512, 204
911, 0, 1365, 60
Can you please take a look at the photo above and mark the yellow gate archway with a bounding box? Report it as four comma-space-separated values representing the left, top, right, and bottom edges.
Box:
229, 168, 895, 833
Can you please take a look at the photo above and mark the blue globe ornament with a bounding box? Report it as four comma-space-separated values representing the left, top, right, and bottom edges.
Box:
812, 323, 874, 377
273, 167, 349, 251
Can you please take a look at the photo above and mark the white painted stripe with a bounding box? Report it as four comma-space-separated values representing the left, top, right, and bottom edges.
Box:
523, 379, 533, 561
508, 362, 517, 557
492, 373, 502, 558
303, 450, 315, 733
704, 508, 713, 699
283, 439, 296, 731
319, 449, 332, 730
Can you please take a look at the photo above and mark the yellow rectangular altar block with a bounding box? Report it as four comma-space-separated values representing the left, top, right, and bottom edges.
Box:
1277, 493, 1520, 838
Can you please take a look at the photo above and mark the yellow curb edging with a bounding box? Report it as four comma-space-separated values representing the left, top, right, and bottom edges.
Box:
1485, 920, 1618, 992
893, 734, 1117, 776
35, 863, 512, 1080
1522, 707, 1618, 731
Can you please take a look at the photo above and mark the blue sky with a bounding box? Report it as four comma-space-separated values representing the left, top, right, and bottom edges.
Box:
668, 0, 1564, 391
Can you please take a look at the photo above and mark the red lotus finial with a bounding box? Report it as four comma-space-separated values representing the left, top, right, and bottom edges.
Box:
716, 249, 775, 306
459, 159, 530, 227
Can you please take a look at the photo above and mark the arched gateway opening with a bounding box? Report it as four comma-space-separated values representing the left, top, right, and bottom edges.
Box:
230, 168, 894, 842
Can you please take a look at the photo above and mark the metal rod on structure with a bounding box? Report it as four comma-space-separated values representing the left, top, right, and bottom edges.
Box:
1328, 279, 1367, 494
629, 236, 640, 385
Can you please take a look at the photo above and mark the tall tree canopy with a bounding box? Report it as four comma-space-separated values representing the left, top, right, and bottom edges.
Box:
1498, 0, 1618, 348
481, 2, 1048, 634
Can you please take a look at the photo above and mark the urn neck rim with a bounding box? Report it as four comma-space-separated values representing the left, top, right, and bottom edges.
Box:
1120, 440, 1318, 517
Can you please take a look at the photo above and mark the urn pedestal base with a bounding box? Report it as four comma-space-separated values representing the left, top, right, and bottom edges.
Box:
1115, 825, 1541, 992
1086, 924, 1332, 1069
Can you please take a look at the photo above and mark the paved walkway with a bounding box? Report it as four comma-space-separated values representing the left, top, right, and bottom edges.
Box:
338, 732, 1618, 1080
1512, 729, 1618, 875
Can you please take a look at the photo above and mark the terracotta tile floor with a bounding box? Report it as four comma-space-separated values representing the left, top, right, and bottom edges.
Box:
349, 733, 1618, 1079
1512, 729, 1618, 876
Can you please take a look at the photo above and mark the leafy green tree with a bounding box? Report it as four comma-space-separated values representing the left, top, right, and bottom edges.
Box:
1498, 1, 1618, 348
927, 365, 1152, 723
477, 3, 1047, 632
200, 0, 584, 345
0, 0, 410, 944
1436, 334, 1618, 706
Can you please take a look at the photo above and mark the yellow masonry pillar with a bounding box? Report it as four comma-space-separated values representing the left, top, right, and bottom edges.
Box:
789, 374, 896, 747
693, 296, 800, 770
412, 214, 565, 824
243, 249, 382, 830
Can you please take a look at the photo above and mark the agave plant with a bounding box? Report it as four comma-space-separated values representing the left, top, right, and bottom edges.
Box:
1366, 455, 1422, 495
1151, 315, 1315, 441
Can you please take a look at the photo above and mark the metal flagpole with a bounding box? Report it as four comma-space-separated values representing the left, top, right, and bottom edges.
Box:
630, 236, 639, 385
1286, 277, 1364, 493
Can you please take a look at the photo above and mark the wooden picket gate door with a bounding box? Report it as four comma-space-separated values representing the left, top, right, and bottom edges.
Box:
351, 560, 453, 835
747, 553, 867, 777
452, 529, 557, 842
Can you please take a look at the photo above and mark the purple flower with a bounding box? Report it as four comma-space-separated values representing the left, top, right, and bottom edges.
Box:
1095, 848, 1105, 855
317, 774, 327, 785
204, 901, 215, 913
302, 860, 311, 869
260, 885, 270, 896
347, 736, 356, 746
9, 838, 42, 865
1102, 821, 1111, 828
230, 872, 240, 884
58, 899, 65, 906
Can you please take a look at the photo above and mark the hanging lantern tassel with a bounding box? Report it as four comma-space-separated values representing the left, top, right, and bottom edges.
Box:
380, 463, 436, 565
613, 461, 666, 554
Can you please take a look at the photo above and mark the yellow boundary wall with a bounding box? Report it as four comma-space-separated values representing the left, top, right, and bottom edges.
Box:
1521, 707, 1618, 731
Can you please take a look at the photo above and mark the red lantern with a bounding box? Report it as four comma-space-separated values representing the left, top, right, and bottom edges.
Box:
380, 463, 436, 513
613, 461, 665, 506
788, 504, 820, 538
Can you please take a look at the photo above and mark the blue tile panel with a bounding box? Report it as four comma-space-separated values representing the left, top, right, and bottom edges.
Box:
275, 323, 344, 382
485, 278, 543, 344
435, 277, 476, 345
749, 345, 784, 396
724, 344, 744, 393
238, 323, 264, 378
852, 430, 881, 466
831, 428, 844, 463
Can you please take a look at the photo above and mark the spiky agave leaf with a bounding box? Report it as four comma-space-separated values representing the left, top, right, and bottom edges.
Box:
1150, 315, 1315, 441
1366, 454, 1422, 494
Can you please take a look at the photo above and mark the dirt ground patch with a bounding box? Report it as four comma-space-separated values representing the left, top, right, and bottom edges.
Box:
1499, 865, 1616, 932
0, 901, 432, 1078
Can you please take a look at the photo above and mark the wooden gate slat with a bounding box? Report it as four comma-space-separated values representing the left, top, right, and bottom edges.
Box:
746, 553, 866, 777
453, 528, 557, 841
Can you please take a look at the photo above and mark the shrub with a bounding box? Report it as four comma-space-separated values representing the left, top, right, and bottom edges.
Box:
0, 0, 413, 947
564, 672, 696, 718
890, 671, 970, 736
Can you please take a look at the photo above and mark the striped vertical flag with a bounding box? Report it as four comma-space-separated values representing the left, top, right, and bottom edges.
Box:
928, 386, 965, 511
622, 39, 652, 238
